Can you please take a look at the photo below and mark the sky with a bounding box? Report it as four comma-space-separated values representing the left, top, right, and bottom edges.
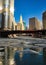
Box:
14, 0, 46, 26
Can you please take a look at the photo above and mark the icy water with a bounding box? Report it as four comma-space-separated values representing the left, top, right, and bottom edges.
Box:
0, 37, 46, 65
14, 48, 45, 65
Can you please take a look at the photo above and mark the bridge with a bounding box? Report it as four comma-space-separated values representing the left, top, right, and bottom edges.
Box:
0, 30, 46, 37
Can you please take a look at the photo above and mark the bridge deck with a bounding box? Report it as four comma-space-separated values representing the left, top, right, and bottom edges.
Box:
0, 30, 46, 33
0, 30, 46, 38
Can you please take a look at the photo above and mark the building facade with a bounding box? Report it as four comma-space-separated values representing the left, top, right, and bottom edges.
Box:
23, 22, 26, 30
42, 11, 46, 30
0, 0, 16, 30
29, 17, 42, 30
17, 23, 22, 30
0, 0, 26, 31
0, 14, 2, 28
9, 0, 14, 29
17, 15, 25, 30
0, 0, 3, 29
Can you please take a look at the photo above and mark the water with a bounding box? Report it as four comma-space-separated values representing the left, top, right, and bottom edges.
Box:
14, 48, 45, 65
0, 37, 46, 65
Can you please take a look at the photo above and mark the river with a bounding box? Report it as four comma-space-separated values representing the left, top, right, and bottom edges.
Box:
0, 37, 46, 65
14, 48, 46, 65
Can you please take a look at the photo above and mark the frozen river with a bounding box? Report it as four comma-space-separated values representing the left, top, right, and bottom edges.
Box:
0, 36, 46, 47
0, 36, 46, 65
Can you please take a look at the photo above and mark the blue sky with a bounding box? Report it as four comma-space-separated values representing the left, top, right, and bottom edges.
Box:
14, 0, 46, 26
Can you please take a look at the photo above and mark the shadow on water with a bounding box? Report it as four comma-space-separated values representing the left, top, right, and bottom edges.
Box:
14, 48, 45, 65
43, 48, 46, 65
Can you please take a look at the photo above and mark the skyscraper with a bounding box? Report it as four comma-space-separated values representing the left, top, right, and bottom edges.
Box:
29, 17, 42, 30
0, 0, 14, 30
20, 15, 23, 23
17, 15, 25, 30
0, 0, 3, 13
9, 0, 14, 29
0, 0, 3, 28
0, 0, 10, 30
3, 0, 10, 29
42, 11, 46, 30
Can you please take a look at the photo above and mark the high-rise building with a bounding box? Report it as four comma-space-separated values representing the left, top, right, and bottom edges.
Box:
9, 0, 14, 29
17, 23, 22, 30
17, 15, 25, 30
1, 0, 10, 30
0, 0, 3, 13
0, 0, 3, 29
12, 18, 17, 30
42, 11, 46, 30
0, 14, 2, 28
0, 0, 15, 30
23, 22, 26, 30
29, 17, 42, 30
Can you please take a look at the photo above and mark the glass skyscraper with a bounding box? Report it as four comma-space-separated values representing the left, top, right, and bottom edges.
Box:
0, 0, 14, 30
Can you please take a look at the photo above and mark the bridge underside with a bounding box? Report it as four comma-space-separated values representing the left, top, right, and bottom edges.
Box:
0, 30, 46, 38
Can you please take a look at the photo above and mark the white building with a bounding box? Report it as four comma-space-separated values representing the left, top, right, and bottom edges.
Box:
17, 15, 25, 30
